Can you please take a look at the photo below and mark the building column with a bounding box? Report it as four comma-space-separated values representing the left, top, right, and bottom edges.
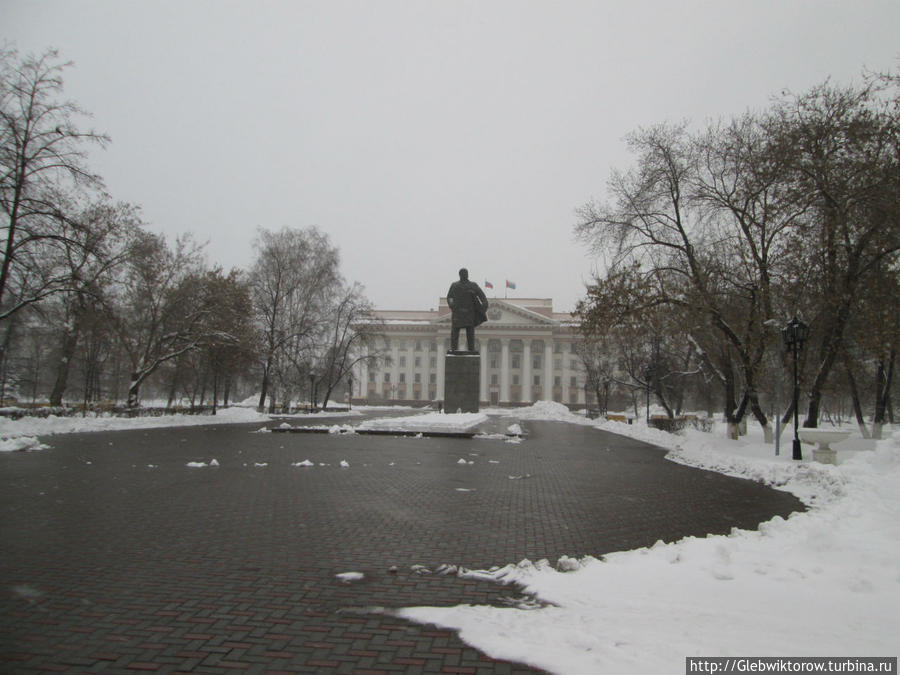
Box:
544, 340, 553, 401
561, 344, 570, 405
522, 340, 532, 402
391, 344, 400, 401
500, 338, 510, 403
359, 348, 369, 400
437, 341, 445, 403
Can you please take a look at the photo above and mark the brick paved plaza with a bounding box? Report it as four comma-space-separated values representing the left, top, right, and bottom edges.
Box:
0, 415, 804, 673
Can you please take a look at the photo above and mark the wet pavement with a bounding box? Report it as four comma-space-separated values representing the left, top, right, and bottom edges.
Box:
0, 414, 804, 673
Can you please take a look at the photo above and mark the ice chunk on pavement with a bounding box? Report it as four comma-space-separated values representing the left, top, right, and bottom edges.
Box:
293, 459, 314, 467
507, 423, 523, 435
186, 461, 208, 468
335, 572, 364, 583
557, 555, 581, 572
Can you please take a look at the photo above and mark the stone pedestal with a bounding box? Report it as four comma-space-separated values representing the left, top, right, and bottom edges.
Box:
444, 353, 480, 413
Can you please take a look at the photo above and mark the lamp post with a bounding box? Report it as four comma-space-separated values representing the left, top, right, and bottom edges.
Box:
308, 372, 316, 413
347, 374, 353, 411
644, 365, 653, 426
781, 317, 809, 461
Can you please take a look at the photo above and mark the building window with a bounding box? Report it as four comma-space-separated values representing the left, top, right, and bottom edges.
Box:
397, 340, 406, 350
512, 356, 520, 369
570, 360, 578, 370
430, 373, 437, 384
555, 359, 561, 371
533, 356, 541, 369
491, 374, 498, 385
513, 375, 519, 386
414, 373, 421, 383
570, 343, 578, 354
384, 373, 391, 383
430, 357, 437, 368
509, 339, 523, 353
489, 339, 501, 353
399, 356, 406, 367
415, 356, 421, 367
534, 375, 541, 386
555, 376, 561, 386
368, 372, 375, 382
430, 341, 437, 352
532, 340, 544, 353
570, 376, 577, 387
415, 341, 422, 351
554, 342, 562, 354
490, 357, 498, 369
400, 373, 406, 383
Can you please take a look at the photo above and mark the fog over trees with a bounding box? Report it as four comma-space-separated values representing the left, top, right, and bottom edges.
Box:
1, 49, 374, 411
2, 48, 896, 435
575, 70, 899, 438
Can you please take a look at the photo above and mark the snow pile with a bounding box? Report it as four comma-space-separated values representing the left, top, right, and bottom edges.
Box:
399, 428, 900, 673
501, 400, 587, 423
0, 435, 50, 452
357, 412, 487, 433
0, 405, 271, 440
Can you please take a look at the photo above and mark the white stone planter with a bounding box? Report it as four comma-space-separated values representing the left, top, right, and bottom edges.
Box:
798, 429, 851, 465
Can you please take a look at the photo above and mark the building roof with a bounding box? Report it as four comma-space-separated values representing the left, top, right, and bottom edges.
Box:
369, 298, 576, 327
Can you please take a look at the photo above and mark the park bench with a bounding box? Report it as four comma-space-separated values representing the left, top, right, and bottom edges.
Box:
798, 429, 851, 465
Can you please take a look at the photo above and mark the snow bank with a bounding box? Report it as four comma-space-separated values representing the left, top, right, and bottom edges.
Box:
0, 406, 271, 440
399, 420, 900, 673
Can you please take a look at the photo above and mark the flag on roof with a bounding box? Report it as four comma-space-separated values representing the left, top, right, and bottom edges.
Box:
484, 280, 494, 289
506, 280, 516, 289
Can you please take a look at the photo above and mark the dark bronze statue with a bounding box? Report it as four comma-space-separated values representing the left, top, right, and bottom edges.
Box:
447, 268, 488, 353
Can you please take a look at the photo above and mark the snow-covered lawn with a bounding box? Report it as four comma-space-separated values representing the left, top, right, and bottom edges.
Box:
397, 402, 900, 673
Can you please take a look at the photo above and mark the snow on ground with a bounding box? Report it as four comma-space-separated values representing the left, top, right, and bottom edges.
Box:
357, 412, 488, 433
397, 405, 900, 673
0, 406, 271, 445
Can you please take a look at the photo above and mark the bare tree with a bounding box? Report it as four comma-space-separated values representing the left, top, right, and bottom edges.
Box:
315, 282, 380, 409
0, 48, 109, 330
248, 226, 339, 412
108, 230, 207, 408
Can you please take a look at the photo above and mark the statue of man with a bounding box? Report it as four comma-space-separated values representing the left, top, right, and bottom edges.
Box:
447, 268, 488, 353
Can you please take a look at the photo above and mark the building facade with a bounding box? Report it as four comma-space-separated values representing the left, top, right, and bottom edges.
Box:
351, 298, 593, 408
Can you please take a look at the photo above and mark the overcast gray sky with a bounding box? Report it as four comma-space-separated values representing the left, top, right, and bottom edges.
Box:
4, 1, 899, 311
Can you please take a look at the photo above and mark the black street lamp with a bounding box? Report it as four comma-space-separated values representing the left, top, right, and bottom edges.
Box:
308, 372, 316, 413
781, 317, 809, 461
347, 374, 353, 411
644, 365, 653, 426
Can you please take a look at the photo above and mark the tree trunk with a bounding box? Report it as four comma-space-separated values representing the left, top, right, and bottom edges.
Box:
749, 392, 774, 443
49, 325, 81, 406
844, 360, 870, 438
873, 349, 895, 440
126, 372, 141, 411
257, 362, 270, 412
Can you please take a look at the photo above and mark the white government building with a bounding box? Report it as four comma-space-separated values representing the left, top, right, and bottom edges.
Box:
351, 297, 593, 408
